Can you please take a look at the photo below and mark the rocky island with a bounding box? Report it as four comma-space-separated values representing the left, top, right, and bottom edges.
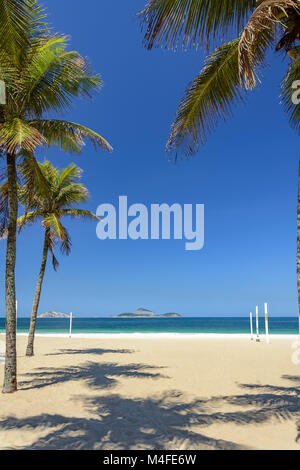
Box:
111, 308, 181, 318
38, 311, 70, 319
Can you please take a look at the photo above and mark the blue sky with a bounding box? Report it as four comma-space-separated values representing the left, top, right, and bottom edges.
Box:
0, 0, 299, 317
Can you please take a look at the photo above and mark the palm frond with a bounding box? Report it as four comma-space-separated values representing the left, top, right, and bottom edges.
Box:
139, 0, 256, 51
58, 209, 99, 221
167, 39, 245, 157
239, 0, 298, 89
55, 184, 89, 207
30, 119, 113, 154
0, 0, 30, 54
45, 229, 59, 271
20, 36, 103, 116
57, 163, 83, 188
0, 50, 16, 88
19, 151, 51, 200
281, 55, 300, 131
17, 0, 48, 65
24, 0, 48, 41
16, 210, 41, 229
0, 118, 46, 153
42, 213, 72, 255
36, 159, 59, 188
17, 152, 51, 229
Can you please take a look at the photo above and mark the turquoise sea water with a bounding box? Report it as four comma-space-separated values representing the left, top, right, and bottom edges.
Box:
0, 317, 298, 335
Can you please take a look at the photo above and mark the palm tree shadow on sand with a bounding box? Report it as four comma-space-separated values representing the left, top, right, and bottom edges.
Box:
19, 361, 168, 391
45, 348, 135, 357
2, 362, 300, 449
0, 392, 246, 450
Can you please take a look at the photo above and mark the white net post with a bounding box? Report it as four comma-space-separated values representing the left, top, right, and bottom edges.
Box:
256, 306, 260, 342
69, 312, 73, 338
265, 303, 270, 344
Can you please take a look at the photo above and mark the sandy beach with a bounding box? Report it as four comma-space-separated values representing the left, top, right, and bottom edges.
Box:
0, 333, 299, 450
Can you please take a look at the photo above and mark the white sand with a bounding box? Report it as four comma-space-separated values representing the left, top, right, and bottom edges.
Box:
0, 334, 299, 450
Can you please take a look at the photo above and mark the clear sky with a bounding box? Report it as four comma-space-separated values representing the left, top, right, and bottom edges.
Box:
0, 0, 299, 317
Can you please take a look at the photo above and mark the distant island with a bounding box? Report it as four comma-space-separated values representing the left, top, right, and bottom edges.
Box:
110, 308, 182, 319
38, 311, 70, 319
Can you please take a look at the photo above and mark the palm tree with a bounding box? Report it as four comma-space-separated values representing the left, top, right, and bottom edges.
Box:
0, 0, 35, 395
0, 1, 112, 393
12, 160, 98, 357
140, 0, 300, 317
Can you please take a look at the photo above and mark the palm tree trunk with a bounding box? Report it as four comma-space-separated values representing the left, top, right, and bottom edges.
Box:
26, 230, 48, 357
297, 160, 300, 336
2, 152, 18, 394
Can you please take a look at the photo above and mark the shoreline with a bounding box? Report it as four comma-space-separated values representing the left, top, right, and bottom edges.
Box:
0, 332, 298, 339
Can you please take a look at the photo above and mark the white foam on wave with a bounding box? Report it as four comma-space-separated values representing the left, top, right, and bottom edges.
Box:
14, 332, 299, 340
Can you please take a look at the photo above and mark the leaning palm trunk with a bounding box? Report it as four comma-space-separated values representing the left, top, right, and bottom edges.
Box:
3, 152, 18, 393
26, 230, 48, 357
297, 159, 300, 340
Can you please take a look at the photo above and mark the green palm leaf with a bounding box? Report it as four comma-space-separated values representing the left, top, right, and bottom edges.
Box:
281, 55, 300, 131
46, 229, 59, 271
20, 36, 103, 116
55, 184, 89, 207
58, 208, 99, 221
0, 50, 16, 87
139, 0, 256, 50
57, 163, 83, 187
30, 119, 113, 154
35, 159, 59, 187
167, 39, 245, 157
42, 213, 72, 255
16, 210, 41, 228
19, 151, 51, 200
0, 0, 30, 52
0, 118, 46, 152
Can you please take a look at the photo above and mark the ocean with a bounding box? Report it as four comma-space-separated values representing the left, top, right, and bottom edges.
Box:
0, 317, 298, 335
